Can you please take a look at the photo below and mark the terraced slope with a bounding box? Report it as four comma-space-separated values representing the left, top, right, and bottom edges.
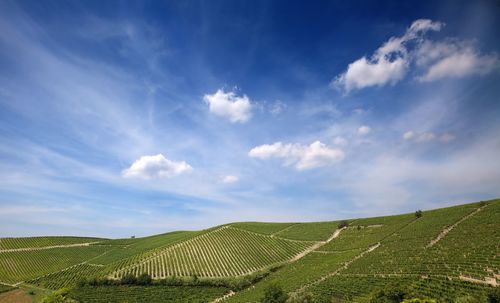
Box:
111, 226, 314, 279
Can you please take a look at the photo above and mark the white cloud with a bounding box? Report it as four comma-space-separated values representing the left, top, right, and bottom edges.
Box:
222, 175, 239, 184
358, 125, 371, 136
403, 131, 455, 143
333, 19, 443, 92
333, 136, 348, 146
333, 18, 499, 91
418, 45, 500, 82
270, 100, 286, 115
249, 141, 344, 171
203, 89, 252, 123
403, 131, 414, 140
122, 154, 192, 179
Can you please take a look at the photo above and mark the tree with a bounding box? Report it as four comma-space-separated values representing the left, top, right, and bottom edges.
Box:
370, 284, 411, 303
488, 287, 500, 303
338, 220, 349, 229
262, 283, 289, 303
401, 299, 436, 303
415, 210, 423, 218
136, 273, 152, 285
121, 274, 137, 285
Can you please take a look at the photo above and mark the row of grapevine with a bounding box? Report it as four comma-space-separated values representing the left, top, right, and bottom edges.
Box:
225, 249, 362, 303
27, 263, 105, 290
0, 236, 103, 250
112, 226, 313, 279
0, 245, 111, 283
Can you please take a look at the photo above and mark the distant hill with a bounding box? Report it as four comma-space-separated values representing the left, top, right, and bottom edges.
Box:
0, 199, 498, 303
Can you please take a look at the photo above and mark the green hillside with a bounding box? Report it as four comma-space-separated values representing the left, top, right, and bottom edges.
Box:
0, 199, 498, 303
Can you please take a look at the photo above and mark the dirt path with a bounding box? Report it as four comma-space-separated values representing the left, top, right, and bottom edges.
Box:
0, 289, 32, 303
426, 205, 486, 248
0, 242, 101, 253
210, 290, 235, 303
289, 227, 346, 262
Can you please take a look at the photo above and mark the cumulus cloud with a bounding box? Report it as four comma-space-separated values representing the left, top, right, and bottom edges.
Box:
222, 175, 239, 184
333, 18, 499, 92
333, 19, 443, 92
203, 89, 252, 123
122, 154, 192, 179
249, 141, 344, 171
357, 125, 372, 136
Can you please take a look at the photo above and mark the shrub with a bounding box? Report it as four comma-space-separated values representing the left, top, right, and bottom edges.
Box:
41, 288, 70, 303
455, 296, 483, 303
370, 284, 411, 303
136, 273, 152, 285
120, 274, 137, 285
261, 283, 289, 303
401, 299, 436, 303
415, 210, 423, 218
487, 288, 500, 303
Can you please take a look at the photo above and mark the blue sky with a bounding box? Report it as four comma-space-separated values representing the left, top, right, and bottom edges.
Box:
1, 0, 499, 238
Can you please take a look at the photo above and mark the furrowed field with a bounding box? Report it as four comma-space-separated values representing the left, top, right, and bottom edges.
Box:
0, 199, 498, 303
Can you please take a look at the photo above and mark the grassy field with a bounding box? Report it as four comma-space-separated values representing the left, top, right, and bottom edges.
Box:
0, 199, 498, 303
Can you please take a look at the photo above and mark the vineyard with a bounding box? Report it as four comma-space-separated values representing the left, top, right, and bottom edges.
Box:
110, 226, 314, 279
0, 199, 498, 303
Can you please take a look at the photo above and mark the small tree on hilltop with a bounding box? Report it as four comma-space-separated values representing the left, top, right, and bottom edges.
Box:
415, 210, 423, 218
338, 220, 349, 229
261, 283, 288, 303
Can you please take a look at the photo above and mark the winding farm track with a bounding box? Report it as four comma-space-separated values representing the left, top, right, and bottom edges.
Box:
426, 204, 486, 248
289, 227, 346, 262
0, 242, 101, 253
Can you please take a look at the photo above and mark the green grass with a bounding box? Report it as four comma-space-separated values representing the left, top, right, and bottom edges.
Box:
68, 285, 229, 303
0, 284, 14, 294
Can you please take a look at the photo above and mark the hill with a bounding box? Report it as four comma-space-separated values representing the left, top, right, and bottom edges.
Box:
0, 199, 498, 303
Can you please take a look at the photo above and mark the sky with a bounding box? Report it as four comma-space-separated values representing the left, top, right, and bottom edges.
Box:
1, 0, 499, 238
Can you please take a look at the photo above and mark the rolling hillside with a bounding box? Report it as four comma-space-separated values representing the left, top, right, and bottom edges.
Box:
0, 199, 498, 303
